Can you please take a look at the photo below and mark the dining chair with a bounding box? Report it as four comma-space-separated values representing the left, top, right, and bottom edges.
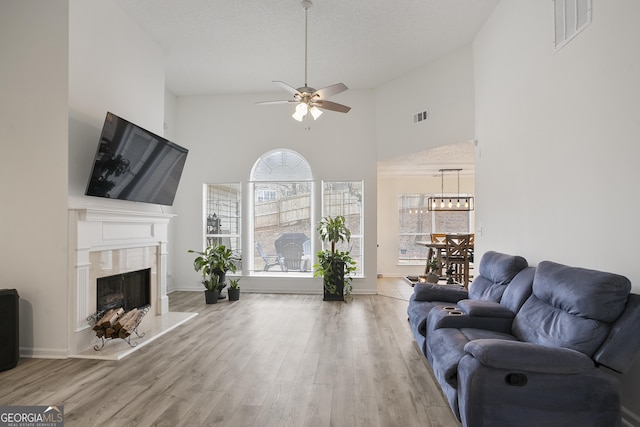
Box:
431, 233, 447, 244
444, 234, 472, 287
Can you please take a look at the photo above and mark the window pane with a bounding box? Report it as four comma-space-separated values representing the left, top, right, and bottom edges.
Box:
206, 183, 242, 262
434, 211, 470, 233
398, 193, 472, 265
253, 182, 312, 273
323, 181, 364, 276
398, 194, 431, 263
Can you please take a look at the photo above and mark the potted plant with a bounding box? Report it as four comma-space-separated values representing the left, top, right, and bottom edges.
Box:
313, 215, 356, 301
228, 278, 240, 301
189, 244, 240, 303
203, 275, 220, 304
423, 256, 440, 283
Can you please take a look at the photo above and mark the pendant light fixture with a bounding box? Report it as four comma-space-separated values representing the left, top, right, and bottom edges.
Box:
427, 169, 474, 211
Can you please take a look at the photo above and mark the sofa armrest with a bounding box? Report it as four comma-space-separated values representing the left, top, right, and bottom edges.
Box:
413, 282, 468, 303
457, 300, 515, 318
464, 339, 595, 374
427, 307, 514, 335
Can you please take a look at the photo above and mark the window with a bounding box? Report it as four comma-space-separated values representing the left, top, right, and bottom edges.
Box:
256, 189, 276, 202
398, 193, 472, 265
205, 183, 241, 262
251, 149, 313, 274
398, 194, 432, 265
323, 181, 364, 276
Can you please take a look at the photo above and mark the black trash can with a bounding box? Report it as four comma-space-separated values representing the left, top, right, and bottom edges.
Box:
0, 289, 19, 371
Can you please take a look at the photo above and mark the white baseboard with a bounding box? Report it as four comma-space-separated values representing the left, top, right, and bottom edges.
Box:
19, 347, 69, 359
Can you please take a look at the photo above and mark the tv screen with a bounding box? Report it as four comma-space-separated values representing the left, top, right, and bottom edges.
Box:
85, 112, 188, 206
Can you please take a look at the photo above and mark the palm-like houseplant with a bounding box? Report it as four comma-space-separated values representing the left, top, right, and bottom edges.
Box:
313, 215, 356, 301
188, 244, 240, 303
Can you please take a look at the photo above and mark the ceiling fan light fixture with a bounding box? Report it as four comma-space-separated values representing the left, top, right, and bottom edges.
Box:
256, 0, 351, 124
292, 110, 305, 121
309, 106, 323, 120
296, 102, 308, 115
292, 102, 309, 121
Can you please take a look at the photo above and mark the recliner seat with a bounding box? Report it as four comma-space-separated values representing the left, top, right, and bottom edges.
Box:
425, 260, 640, 426
407, 251, 528, 355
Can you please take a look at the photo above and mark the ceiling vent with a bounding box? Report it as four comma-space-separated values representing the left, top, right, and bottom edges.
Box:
413, 110, 428, 124
553, 0, 592, 50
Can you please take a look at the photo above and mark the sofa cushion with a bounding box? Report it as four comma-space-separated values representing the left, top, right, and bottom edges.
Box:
532, 261, 630, 322
468, 251, 528, 301
512, 261, 631, 356
499, 266, 536, 313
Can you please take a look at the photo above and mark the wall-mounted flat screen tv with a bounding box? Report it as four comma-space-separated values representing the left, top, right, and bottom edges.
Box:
85, 112, 188, 206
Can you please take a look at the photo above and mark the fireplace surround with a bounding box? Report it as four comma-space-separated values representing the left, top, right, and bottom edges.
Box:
68, 208, 194, 358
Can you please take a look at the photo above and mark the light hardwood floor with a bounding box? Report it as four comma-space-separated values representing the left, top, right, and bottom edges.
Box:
0, 278, 460, 427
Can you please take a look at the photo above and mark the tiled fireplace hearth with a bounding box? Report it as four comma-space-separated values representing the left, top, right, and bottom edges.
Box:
68, 208, 196, 359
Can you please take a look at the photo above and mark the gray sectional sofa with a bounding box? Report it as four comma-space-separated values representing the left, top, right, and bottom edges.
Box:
407, 251, 640, 426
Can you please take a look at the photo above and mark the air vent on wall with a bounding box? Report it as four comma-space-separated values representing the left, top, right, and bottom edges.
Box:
413, 110, 428, 124
553, 0, 592, 50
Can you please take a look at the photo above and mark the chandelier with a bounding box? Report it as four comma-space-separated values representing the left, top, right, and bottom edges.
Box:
427, 169, 474, 211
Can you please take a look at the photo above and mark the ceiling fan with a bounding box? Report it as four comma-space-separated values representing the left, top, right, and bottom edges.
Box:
257, 0, 351, 122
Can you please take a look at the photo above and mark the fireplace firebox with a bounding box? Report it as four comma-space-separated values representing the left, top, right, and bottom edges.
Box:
96, 269, 151, 312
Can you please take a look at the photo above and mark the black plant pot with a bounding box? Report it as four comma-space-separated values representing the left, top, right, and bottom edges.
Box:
228, 287, 240, 301
323, 259, 345, 302
204, 290, 219, 304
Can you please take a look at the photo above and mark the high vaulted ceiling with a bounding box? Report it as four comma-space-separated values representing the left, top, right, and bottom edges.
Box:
113, 0, 498, 96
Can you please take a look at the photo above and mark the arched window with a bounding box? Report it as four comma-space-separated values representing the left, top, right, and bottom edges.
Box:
250, 149, 314, 274
251, 149, 313, 181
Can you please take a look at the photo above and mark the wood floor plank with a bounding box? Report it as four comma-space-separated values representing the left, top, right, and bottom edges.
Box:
0, 279, 460, 427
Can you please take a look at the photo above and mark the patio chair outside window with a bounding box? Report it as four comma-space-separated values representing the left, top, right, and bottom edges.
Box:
256, 242, 283, 271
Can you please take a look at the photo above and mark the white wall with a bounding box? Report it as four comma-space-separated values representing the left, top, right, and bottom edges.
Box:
0, 0, 69, 357
473, 0, 640, 418
374, 47, 477, 278
171, 90, 378, 294
0, 0, 167, 358
68, 0, 165, 209
375, 46, 475, 160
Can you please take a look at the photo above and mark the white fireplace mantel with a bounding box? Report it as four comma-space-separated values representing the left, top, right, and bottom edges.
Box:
68, 207, 176, 356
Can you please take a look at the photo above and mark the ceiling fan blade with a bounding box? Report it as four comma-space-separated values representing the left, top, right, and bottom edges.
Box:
314, 99, 351, 113
273, 81, 301, 96
256, 100, 298, 105
313, 83, 348, 99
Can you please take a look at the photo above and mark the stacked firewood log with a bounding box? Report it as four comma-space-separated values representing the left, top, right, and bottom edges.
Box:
92, 307, 142, 339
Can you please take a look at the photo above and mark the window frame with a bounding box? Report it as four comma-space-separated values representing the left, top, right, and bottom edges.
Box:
203, 183, 242, 265
322, 180, 364, 277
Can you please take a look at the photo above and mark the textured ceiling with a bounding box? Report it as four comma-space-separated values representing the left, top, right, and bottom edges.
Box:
113, 0, 498, 96
377, 141, 475, 177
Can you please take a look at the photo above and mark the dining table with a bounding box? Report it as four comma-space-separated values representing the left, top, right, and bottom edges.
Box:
415, 237, 474, 276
